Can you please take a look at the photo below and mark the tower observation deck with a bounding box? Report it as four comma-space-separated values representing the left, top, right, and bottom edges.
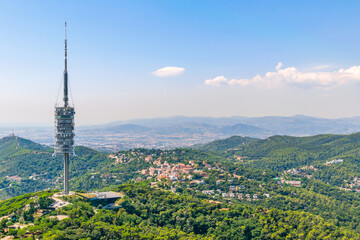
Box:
54, 22, 75, 195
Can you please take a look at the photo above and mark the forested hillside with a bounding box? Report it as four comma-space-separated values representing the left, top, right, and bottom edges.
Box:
0, 184, 359, 239
192, 136, 258, 152
0, 136, 111, 199
234, 133, 360, 169
197, 133, 360, 189
2, 133, 360, 238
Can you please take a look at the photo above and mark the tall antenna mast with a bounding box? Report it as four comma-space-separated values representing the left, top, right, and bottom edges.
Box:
63, 22, 69, 107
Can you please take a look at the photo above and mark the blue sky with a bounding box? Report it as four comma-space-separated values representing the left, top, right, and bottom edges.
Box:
0, 1, 360, 126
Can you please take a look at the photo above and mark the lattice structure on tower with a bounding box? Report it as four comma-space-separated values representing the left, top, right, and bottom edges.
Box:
54, 107, 75, 154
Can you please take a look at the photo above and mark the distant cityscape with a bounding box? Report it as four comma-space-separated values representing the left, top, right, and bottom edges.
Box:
0, 126, 224, 151
2, 115, 360, 151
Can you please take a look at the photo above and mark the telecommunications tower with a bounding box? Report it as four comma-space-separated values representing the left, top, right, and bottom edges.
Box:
54, 22, 75, 195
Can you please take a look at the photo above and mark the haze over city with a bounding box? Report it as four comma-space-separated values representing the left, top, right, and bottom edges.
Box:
1, 1, 360, 126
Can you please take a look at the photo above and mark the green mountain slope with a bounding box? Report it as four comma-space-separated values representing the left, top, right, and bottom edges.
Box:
0, 136, 111, 199
200, 133, 360, 189
1, 134, 360, 238
233, 133, 360, 169
192, 136, 258, 152
0, 135, 51, 160
67, 146, 360, 231
0, 184, 359, 239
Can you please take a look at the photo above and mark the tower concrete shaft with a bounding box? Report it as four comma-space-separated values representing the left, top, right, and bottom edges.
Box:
64, 153, 70, 194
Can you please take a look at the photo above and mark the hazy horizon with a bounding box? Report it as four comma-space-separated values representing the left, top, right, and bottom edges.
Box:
0, 114, 360, 128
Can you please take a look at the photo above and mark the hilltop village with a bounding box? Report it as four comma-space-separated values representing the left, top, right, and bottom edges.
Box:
109, 149, 274, 202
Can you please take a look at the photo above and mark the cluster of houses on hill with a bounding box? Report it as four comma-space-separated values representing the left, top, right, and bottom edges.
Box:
6, 175, 22, 182
281, 159, 345, 187
325, 159, 343, 165
340, 176, 360, 192
139, 155, 273, 201
201, 189, 270, 201
6, 173, 51, 183
141, 157, 209, 182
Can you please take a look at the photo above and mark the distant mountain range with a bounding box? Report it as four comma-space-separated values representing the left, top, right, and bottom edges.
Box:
2, 115, 360, 150
117, 115, 360, 134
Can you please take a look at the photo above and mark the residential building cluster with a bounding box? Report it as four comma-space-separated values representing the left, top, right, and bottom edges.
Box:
6, 175, 22, 182
201, 183, 270, 201
141, 157, 209, 182
326, 159, 344, 165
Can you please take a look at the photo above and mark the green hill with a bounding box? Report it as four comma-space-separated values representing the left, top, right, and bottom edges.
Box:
232, 133, 360, 169
199, 133, 360, 188
0, 135, 51, 160
0, 184, 359, 239
193, 136, 258, 152
0, 136, 111, 200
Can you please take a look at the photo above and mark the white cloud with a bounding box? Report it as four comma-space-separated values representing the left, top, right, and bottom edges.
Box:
204, 76, 228, 86
152, 67, 185, 77
204, 63, 360, 88
310, 65, 332, 70
275, 62, 283, 71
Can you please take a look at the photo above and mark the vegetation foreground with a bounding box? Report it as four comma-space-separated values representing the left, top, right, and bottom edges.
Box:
2, 133, 360, 238
0, 183, 358, 239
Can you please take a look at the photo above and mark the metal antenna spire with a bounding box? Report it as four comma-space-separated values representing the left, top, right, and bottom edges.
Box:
63, 21, 69, 107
